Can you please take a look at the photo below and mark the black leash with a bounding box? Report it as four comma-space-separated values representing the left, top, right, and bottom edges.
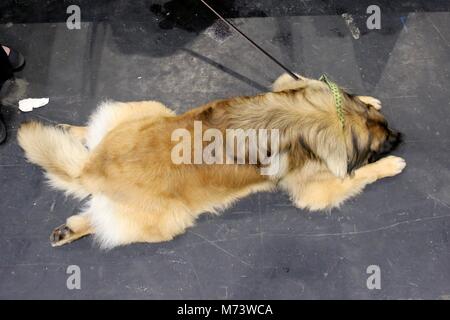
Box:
199, 0, 299, 80
199, 1, 345, 127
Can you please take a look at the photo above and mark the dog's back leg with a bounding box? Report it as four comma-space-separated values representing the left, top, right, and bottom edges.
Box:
281, 156, 406, 211
50, 213, 93, 247
56, 195, 196, 249
91, 205, 195, 248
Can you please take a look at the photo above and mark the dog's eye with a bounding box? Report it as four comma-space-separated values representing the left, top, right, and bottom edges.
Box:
368, 151, 379, 163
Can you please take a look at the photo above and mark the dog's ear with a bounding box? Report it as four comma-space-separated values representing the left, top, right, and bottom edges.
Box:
346, 128, 371, 173
299, 126, 348, 178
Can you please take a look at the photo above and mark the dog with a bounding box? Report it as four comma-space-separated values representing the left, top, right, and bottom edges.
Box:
17, 73, 405, 248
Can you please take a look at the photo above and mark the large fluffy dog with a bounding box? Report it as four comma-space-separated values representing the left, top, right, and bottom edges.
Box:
18, 74, 405, 248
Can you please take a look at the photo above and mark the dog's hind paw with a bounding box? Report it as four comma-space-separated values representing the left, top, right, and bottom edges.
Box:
50, 224, 75, 247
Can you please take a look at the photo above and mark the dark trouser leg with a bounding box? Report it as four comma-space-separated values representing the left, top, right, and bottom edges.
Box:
0, 47, 13, 144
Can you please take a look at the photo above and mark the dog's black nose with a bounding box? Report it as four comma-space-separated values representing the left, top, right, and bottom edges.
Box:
368, 129, 403, 164
387, 130, 403, 152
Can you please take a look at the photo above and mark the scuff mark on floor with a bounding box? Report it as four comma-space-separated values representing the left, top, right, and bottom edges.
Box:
204, 20, 232, 43
188, 230, 254, 268
50, 200, 56, 212
0, 78, 28, 107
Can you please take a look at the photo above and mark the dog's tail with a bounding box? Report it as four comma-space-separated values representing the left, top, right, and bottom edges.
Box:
18, 121, 90, 199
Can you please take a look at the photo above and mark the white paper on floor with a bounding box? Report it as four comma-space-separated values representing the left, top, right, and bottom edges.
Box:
18, 98, 49, 112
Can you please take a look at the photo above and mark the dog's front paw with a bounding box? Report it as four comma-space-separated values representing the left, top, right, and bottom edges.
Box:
373, 155, 406, 178
272, 73, 303, 92
358, 96, 382, 110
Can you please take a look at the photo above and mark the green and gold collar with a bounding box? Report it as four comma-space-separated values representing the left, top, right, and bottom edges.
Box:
319, 74, 345, 127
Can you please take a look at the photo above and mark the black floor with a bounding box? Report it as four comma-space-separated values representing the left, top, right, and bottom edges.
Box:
1, 1, 450, 299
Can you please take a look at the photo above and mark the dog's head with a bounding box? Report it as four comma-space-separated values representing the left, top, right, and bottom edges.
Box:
345, 94, 403, 172
282, 78, 403, 178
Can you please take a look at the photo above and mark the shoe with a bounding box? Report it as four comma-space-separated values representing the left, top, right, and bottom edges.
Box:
0, 47, 13, 82
0, 112, 6, 144
1, 45, 25, 70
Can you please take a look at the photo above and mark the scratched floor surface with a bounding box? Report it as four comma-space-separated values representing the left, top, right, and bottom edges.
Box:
0, 1, 449, 299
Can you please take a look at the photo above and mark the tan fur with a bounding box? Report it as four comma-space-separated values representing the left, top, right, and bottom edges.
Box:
17, 75, 405, 248
57, 124, 88, 144
280, 156, 405, 211
17, 122, 90, 199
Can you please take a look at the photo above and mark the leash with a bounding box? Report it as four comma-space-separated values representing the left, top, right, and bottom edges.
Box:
199, 0, 344, 127
199, 0, 299, 80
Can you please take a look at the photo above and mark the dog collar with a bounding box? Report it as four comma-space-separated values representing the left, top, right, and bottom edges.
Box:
319, 74, 345, 127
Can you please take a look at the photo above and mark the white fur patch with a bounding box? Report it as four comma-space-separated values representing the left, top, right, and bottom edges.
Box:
264, 152, 290, 180
87, 195, 128, 249
85, 101, 124, 150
